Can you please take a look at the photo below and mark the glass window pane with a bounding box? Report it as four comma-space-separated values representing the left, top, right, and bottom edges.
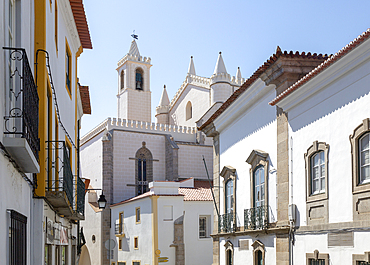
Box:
313, 154, 319, 166
361, 134, 369, 150
312, 167, 319, 180
313, 179, 318, 193
321, 177, 325, 191
361, 166, 370, 182
361, 150, 369, 166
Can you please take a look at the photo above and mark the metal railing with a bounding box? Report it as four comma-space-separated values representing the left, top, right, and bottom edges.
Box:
244, 205, 269, 230
115, 223, 123, 235
46, 141, 74, 207
218, 212, 236, 233
75, 175, 85, 216
3, 47, 39, 161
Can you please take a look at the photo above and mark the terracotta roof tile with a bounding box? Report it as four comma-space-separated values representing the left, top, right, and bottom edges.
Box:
269, 28, 370, 106
69, 0, 92, 49
199, 48, 329, 131
79, 85, 91, 114
179, 187, 213, 201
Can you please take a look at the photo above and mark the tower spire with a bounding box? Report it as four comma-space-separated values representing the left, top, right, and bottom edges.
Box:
213, 52, 228, 75
158, 85, 170, 107
128, 39, 140, 57
188, 56, 196, 75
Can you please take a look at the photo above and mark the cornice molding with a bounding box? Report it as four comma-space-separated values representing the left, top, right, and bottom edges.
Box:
59, 0, 81, 52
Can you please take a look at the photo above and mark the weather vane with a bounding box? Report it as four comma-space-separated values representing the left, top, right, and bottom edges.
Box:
131, 30, 138, 40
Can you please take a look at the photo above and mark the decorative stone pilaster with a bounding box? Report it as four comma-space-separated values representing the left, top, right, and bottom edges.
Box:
101, 130, 114, 265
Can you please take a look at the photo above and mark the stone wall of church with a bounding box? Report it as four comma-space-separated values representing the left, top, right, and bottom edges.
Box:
118, 89, 151, 123
112, 130, 166, 203
177, 143, 213, 180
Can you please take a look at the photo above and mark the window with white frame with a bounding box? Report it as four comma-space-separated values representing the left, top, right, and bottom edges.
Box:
359, 132, 370, 184
311, 151, 326, 195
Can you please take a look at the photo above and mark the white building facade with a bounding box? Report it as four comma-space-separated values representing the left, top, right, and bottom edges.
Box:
199, 47, 330, 265
1, 0, 92, 264
110, 180, 214, 265
271, 29, 370, 265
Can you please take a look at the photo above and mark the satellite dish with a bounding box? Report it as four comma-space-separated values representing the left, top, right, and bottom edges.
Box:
104, 239, 116, 250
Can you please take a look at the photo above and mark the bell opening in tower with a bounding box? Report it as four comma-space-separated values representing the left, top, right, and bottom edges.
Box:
135, 68, 144, 90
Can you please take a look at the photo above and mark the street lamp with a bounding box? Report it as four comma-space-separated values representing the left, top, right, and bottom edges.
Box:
97, 192, 107, 209
85, 188, 108, 209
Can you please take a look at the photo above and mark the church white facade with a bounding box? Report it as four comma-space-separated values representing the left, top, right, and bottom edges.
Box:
80, 39, 244, 265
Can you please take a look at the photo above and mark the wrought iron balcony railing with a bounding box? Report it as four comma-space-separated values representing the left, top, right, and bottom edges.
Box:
244, 205, 269, 230
3, 47, 39, 161
115, 223, 124, 235
218, 212, 236, 233
75, 175, 85, 216
45, 141, 74, 211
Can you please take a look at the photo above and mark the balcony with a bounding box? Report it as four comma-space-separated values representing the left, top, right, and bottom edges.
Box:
218, 212, 236, 233
244, 205, 269, 230
45, 141, 74, 217
3, 47, 39, 173
115, 223, 124, 237
70, 175, 85, 220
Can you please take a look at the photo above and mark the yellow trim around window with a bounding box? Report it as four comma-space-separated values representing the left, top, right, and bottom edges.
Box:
65, 38, 72, 99
132, 261, 141, 265
135, 207, 141, 224
134, 236, 139, 249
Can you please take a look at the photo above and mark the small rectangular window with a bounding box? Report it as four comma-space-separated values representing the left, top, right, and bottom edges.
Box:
65, 41, 72, 97
118, 239, 122, 250
133, 262, 140, 265
134, 237, 138, 249
135, 207, 140, 223
9, 210, 27, 265
199, 217, 207, 238
309, 259, 325, 265
118, 262, 126, 265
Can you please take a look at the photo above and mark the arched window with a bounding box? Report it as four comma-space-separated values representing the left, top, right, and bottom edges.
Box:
186, 101, 192, 120
225, 179, 233, 214
311, 151, 325, 194
135, 68, 144, 90
359, 132, 370, 184
120, 70, 124, 90
224, 241, 233, 265
253, 166, 265, 207
135, 142, 153, 195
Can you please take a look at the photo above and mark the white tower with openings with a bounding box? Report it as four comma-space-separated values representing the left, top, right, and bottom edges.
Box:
117, 39, 152, 122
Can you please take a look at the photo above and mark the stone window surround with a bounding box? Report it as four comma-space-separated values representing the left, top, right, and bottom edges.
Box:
304, 141, 330, 203
306, 250, 329, 265
350, 118, 370, 222
246, 150, 269, 209
350, 118, 370, 194
252, 240, 265, 265
352, 251, 370, 265
220, 166, 236, 215
135, 142, 153, 196
304, 141, 329, 225
224, 240, 234, 265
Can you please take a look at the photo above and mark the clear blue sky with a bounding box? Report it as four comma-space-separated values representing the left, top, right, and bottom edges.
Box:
78, 0, 370, 136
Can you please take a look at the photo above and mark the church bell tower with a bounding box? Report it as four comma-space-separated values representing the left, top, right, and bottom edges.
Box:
117, 37, 152, 122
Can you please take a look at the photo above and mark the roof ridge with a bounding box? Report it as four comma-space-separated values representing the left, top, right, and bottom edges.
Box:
269, 28, 370, 106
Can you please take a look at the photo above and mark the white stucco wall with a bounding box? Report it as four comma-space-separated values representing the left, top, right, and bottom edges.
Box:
111, 197, 153, 265
287, 53, 370, 226
169, 84, 210, 127
219, 235, 276, 265
80, 132, 103, 189
183, 201, 214, 265
218, 86, 277, 225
